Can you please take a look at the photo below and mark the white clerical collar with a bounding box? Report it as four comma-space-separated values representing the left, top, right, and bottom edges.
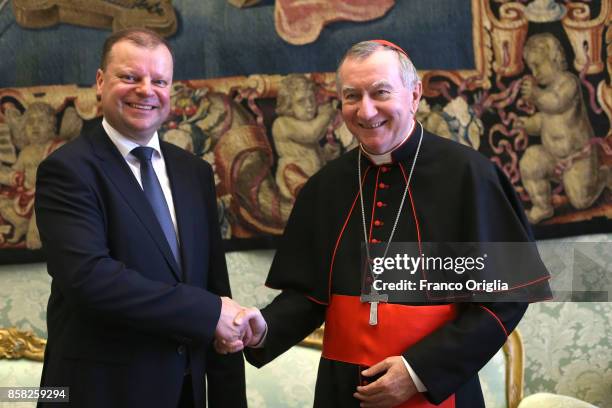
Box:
360, 120, 415, 165
102, 118, 162, 160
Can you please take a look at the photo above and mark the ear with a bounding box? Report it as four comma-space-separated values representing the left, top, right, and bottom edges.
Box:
95, 69, 105, 98
411, 81, 423, 113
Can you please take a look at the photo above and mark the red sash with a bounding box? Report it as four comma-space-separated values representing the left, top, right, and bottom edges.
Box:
322, 294, 457, 408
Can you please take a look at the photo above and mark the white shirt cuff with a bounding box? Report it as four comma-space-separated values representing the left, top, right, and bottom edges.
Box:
402, 357, 427, 392
251, 324, 268, 348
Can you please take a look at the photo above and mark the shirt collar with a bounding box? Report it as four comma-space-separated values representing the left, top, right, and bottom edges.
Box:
102, 118, 162, 160
360, 119, 418, 165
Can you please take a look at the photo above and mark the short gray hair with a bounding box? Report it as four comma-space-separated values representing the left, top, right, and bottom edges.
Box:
336, 41, 420, 95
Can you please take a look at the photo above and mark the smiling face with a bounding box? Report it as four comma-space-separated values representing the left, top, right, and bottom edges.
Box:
338, 49, 421, 154
96, 40, 173, 144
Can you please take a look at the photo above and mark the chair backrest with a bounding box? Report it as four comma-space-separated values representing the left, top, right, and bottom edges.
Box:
503, 330, 524, 408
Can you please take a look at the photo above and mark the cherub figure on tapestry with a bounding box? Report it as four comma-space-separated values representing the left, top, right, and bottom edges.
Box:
517, 33, 610, 223
164, 84, 256, 238
272, 74, 338, 209
0, 102, 79, 248
167, 84, 253, 158
417, 97, 483, 150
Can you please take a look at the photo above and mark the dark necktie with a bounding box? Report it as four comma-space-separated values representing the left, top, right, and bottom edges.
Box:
131, 146, 181, 266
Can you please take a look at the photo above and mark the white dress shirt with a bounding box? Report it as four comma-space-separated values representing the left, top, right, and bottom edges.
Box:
102, 118, 179, 238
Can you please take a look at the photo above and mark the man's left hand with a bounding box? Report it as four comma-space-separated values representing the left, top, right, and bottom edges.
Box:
353, 356, 418, 408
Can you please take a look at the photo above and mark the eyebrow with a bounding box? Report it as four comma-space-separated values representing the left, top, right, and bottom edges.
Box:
371, 80, 393, 89
341, 80, 394, 96
341, 86, 357, 93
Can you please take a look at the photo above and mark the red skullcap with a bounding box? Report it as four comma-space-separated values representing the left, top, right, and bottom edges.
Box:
371, 39, 409, 58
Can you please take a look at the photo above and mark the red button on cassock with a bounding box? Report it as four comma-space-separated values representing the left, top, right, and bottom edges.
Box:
374, 220, 383, 227
376, 201, 385, 208
370, 239, 380, 243
381, 167, 389, 173
378, 182, 388, 189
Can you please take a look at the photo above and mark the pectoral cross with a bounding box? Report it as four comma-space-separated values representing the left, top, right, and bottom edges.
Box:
360, 291, 388, 326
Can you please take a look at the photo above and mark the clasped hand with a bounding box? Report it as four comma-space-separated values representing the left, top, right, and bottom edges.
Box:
354, 356, 417, 408
214, 297, 266, 354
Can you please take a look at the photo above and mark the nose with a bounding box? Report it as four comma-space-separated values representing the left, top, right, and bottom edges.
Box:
136, 78, 154, 96
357, 95, 377, 120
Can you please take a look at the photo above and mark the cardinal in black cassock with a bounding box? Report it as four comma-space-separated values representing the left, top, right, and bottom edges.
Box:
241, 40, 551, 408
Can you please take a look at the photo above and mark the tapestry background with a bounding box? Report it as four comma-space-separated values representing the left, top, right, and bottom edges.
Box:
0, 0, 610, 262
0, 0, 473, 85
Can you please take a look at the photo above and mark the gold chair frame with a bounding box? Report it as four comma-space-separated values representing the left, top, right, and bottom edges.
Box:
0, 328, 46, 362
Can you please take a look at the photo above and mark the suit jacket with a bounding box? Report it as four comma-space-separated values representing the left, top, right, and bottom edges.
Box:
35, 121, 246, 408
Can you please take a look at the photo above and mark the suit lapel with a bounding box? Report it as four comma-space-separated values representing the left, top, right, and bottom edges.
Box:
162, 143, 196, 284
86, 123, 182, 281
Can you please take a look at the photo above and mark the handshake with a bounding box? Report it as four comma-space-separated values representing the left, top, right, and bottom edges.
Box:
214, 297, 267, 354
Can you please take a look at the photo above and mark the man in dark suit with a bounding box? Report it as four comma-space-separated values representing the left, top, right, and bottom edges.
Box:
35, 28, 247, 407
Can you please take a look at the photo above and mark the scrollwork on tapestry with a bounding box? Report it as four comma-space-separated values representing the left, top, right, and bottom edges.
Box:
0, 0, 610, 258
12, 0, 177, 36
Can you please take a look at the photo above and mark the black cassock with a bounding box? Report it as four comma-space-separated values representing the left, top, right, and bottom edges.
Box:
245, 122, 550, 407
